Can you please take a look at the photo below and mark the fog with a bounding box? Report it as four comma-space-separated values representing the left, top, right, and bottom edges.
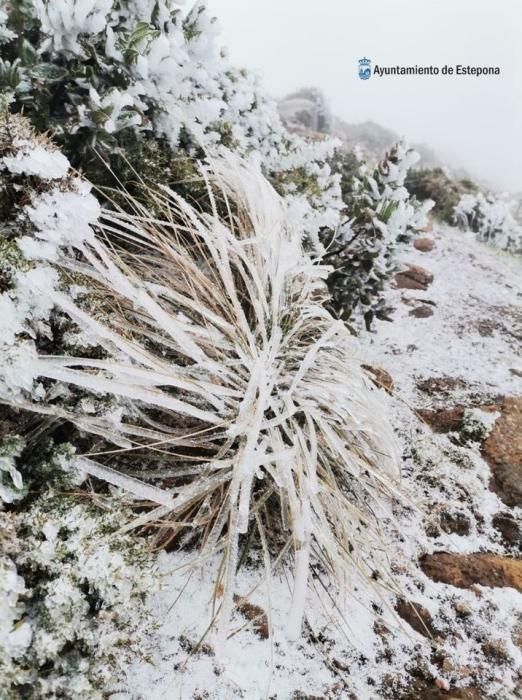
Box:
205, 0, 522, 192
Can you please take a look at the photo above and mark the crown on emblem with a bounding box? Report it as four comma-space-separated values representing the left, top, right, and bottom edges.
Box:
359, 57, 371, 66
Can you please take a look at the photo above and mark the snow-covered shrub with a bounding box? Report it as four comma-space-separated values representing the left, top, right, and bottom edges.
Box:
459, 407, 499, 445
0, 492, 158, 700
0, 111, 103, 412
454, 192, 522, 253
325, 143, 433, 329
0, 0, 342, 247
404, 166, 476, 224
1, 118, 402, 641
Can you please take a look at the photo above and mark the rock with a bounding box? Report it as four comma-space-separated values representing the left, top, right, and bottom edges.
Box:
481, 639, 509, 662
418, 406, 465, 432
400, 295, 436, 308
440, 511, 471, 536
478, 403, 501, 414
233, 595, 269, 639
435, 678, 450, 691
401, 681, 482, 699
396, 598, 435, 637
409, 305, 434, 318
414, 237, 435, 252
441, 658, 471, 678
362, 364, 394, 393
417, 376, 468, 398
482, 396, 522, 507
446, 690, 482, 700
332, 657, 350, 672
395, 264, 434, 290
419, 404, 499, 438
475, 318, 500, 337
373, 618, 390, 637
178, 634, 213, 656
454, 601, 472, 617
420, 553, 522, 592
492, 512, 521, 547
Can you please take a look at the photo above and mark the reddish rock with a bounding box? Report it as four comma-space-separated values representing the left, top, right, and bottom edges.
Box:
420, 553, 522, 592
414, 237, 435, 252
362, 364, 394, 393
395, 264, 434, 290
396, 598, 435, 637
409, 305, 434, 318
441, 658, 472, 679
418, 406, 465, 432
482, 396, 522, 507
478, 403, 501, 414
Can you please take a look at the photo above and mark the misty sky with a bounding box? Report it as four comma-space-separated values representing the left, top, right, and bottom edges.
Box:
205, 0, 522, 192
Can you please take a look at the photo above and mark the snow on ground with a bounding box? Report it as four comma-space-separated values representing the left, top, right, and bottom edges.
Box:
113, 225, 522, 700
361, 224, 522, 401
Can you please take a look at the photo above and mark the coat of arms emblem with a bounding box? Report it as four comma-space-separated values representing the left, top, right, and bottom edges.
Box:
358, 57, 372, 80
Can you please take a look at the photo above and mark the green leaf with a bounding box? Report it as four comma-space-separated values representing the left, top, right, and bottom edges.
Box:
29, 63, 69, 82
18, 38, 38, 67
123, 22, 160, 64
0, 58, 24, 90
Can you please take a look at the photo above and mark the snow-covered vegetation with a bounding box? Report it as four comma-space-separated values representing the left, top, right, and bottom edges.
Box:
0, 2, 521, 699
454, 191, 522, 253
0, 0, 342, 247
325, 143, 433, 328
405, 166, 474, 223
405, 166, 522, 253
0, 113, 402, 647
1, 492, 157, 699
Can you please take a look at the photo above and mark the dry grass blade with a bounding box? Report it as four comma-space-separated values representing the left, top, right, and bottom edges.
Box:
7, 152, 404, 640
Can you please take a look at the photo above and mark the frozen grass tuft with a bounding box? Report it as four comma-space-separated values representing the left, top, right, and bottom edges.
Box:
4, 151, 403, 639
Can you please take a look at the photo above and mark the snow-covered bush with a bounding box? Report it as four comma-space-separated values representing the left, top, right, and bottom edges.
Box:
0, 111, 102, 413
405, 166, 474, 224
0, 138, 134, 700
0, 0, 342, 247
325, 143, 433, 329
0, 493, 157, 700
454, 191, 522, 253
0, 116, 402, 642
